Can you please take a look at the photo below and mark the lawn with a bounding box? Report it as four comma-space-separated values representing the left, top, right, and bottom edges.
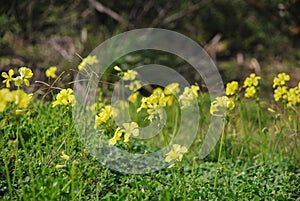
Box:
0, 65, 299, 200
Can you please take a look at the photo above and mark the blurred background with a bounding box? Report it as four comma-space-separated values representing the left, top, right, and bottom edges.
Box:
0, 0, 300, 95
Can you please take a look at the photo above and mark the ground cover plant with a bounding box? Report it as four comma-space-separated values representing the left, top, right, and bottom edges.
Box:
0, 59, 300, 200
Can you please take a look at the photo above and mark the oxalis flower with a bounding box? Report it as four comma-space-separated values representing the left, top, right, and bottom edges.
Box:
46, 66, 57, 78
19, 67, 33, 86
273, 72, 290, 88
1, 69, 14, 88
178, 85, 200, 108
243, 73, 261, 87
0, 88, 14, 112
123, 70, 138, 81
78, 55, 99, 70
109, 128, 123, 145
123, 122, 139, 143
11, 89, 33, 109
165, 144, 188, 163
226, 81, 239, 96
52, 88, 76, 107
210, 96, 235, 115
95, 105, 112, 127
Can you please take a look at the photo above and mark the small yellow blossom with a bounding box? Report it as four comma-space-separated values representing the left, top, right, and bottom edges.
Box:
109, 128, 123, 145
210, 96, 235, 115
46, 66, 57, 78
55, 164, 65, 169
273, 73, 290, 88
15, 109, 27, 115
164, 83, 180, 95
128, 80, 142, 91
244, 86, 257, 98
1, 69, 14, 88
18, 67, 33, 86
13, 76, 23, 87
267, 108, 276, 113
78, 55, 99, 70
274, 86, 288, 102
243, 73, 261, 87
52, 88, 76, 107
226, 81, 239, 96
95, 105, 112, 126
123, 70, 138, 81
60, 151, 70, 160
11, 90, 33, 108
0, 88, 14, 112
165, 144, 188, 163
287, 87, 300, 107
123, 122, 139, 143
114, 66, 122, 72
128, 92, 139, 103
178, 85, 199, 108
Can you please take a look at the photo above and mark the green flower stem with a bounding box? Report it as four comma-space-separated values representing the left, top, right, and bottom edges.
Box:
178, 162, 187, 201
71, 162, 76, 201
3, 152, 13, 200
214, 117, 227, 189
238, 98, 252, 161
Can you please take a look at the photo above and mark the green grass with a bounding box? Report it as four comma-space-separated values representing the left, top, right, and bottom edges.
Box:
0, 96, 299, 200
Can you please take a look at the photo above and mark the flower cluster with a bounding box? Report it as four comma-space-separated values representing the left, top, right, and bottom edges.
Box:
1, 67, 34, 113
210, 96, 235, 115
78, 55, 99, 71
273, 73, 300, 107
178, 85, 199, 108
109, 122, 140, 145
2, 67, 34, 88
226, 81, 239, 96
52, 88, 76, 107
243, 73, 261, 98
136, 83, 183, 121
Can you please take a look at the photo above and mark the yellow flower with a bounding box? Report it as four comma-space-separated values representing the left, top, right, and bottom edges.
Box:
273, 72, 290, 88
190, 85, 200, 96
164, 83, 180, 95
287, 87, 299, 107
60, 151, 70, 160
226, 81, 239, 96
244, 86, 257, 98
109, 128, 123, 145
267, 108, 276, 113
0, 88, 14, 112
123, 70, 138, 81
95, 105, 112, 126
15, 109, 27, 115
165, 144, 187, 163
11, 90, 33, 108
147, 104, 164, 121
178, 85, 199, 108
114, 66, 122, 72
128, 91, 139, 103
19, 67, 33, 86
46, 66, 57, 78
52, 88, 76, 107
1, 69, 14, 88
210, 96, 235, 115
55, 164, 65, 169
13, 76, 23, 87
123, 122, 139, 143
128, 80, 142, 91
274, 86, 288, 102
243, 73, 261, 87
78, 55, 99, 70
